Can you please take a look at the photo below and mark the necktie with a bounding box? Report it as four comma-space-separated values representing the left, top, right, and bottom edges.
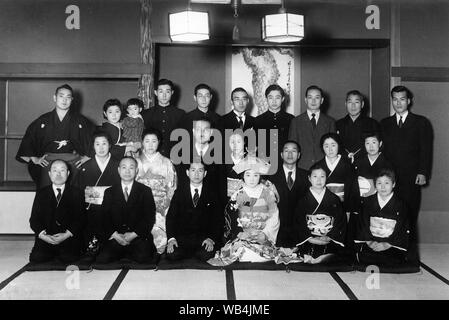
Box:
124, 186, 129, 202
237, 116, 244, 129
193, 188, 199, 207
56, 188, 62, 203
311, 113, 317, 129
398, 116, 403, 128
287, 171, 294, 190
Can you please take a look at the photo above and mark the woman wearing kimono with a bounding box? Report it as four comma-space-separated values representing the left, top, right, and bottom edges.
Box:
135, 128, 177, 254
75, 131, 121, 262
315, 133, 360, 252
220, 133, 246, 242
209, 153, 280, 266
293, 163, 346, 264
354, 132, 393, 199
355, 169, 410, 266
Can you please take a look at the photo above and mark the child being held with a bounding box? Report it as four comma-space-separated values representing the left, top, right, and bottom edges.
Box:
354, 169, 410, 266
122, 98, 145, 155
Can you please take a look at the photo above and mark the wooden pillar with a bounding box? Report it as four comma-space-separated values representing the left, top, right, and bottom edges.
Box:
138, 0, 155, 109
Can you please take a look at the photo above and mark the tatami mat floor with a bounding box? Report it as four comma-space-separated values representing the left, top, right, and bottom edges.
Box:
0, 239, 448, 300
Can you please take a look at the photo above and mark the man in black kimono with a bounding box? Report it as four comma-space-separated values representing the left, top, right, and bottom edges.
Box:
29, 160, 83, 263
96, 157, 156, 264
270, 141, 309, 248
16, 84, 95, 189
380, 86, 432, 251
142, 79, 186, 158
336, 90, 380, 163
166, 162, 222, 262
255, 84, 294, 163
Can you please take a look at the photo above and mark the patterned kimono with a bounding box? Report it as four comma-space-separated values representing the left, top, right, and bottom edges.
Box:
209, 181, 280, 266
136, 151, 177, 253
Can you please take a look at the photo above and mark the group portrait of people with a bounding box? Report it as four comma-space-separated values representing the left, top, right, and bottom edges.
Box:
16, 78, 432, 269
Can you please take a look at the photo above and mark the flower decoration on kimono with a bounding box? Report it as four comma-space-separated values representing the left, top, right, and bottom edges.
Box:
232, 150, 271, 175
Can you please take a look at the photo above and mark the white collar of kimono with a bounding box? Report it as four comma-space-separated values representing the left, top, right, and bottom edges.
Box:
143, 151, 160, 162
325, 154, 341, 173
377, 192, 394, 209
309, 187, 325, 205
231, 153, 244, 165
243, 183, 264, 198
95, 153, 111, 173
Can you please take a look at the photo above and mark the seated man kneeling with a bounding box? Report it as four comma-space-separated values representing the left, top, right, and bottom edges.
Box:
96, 157, 156, 264
166, 162, 221, 262
29, 160, 83, 263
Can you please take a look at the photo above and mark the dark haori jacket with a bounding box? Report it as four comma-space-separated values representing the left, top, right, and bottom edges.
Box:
354, 193, 409, 252
293, 188, 346, 247
166, 181, 222, 246
74, 156, 121, 210
336, 115, 380, 160
142, 104, 186, 158
102, 181, 156, 241
16, 109, 95, 162
270, 167, 309, 247
316, 156, 361, 213
380, 112, 432, 179
98, 122, 126, 160
30, 185, 84, 237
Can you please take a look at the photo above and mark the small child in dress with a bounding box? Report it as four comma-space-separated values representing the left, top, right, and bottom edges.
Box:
354, 169, 410, 267
122, 98, 145, 155
293, 163, 346, 264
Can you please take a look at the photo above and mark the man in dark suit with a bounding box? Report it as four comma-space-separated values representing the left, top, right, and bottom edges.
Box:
270, 141, 309, 248
166, 162, 222, 262
220, 87, 255, 132
96, 157, 156, 263
380, 85, 432, 249
29, 160, 83, 263
288, 85, 336, 170
142, 79, 186, 158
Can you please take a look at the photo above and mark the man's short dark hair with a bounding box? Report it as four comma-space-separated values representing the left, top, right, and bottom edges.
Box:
126, 98, 144, 110
55, 84, 73, 96
391, 85, 413, 100
231, 87, 248, 100
265, 84, 285, 98
156, 79, 174, 91
48, 159, 69, 172
305, 85, 323, 98
119, 156, 138, 167
103, 99, 123, 119
346, 90, 364, 102
282, 140, 301, 154
194, 83, 212, 96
